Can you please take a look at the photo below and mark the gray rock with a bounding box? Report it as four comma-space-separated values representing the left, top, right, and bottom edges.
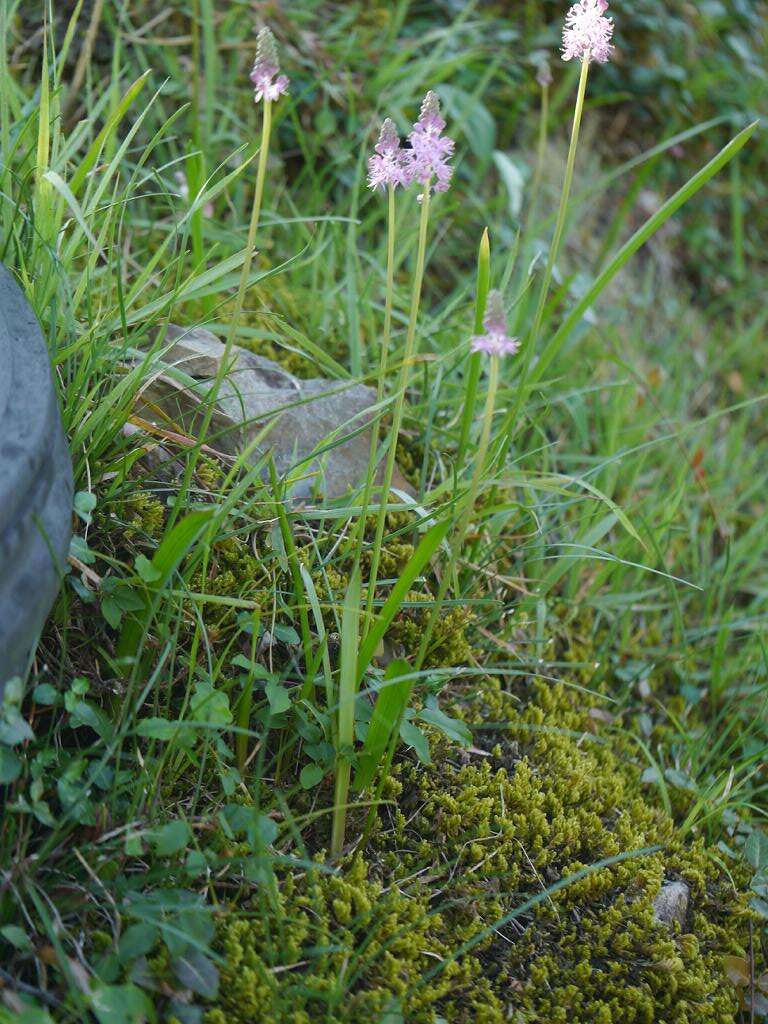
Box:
652, 880, 690, 930
0, 264, 73, 688
136, 324, 413, 501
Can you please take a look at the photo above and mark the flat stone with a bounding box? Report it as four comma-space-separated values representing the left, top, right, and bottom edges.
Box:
0, 264, 73, 687
652, 880, 690, 930
136, 325, 413, 502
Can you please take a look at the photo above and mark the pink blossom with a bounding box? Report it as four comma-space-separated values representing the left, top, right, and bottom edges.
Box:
536, 62, 553, 88
561, 0, 614, 64
367, 118, 409, 191
470, 291, 519, 357
250, 27, 289, 103
406, 91, 454, 195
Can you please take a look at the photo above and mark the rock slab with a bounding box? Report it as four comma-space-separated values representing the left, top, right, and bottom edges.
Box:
0, 265, 73, 687
137, 325, 413, 501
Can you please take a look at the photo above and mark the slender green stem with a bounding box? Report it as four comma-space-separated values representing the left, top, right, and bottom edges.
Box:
331, 568, 361, 858
225, 97, 272, 356
171, 99, 274, 681
167, 98, 273, 543
188, 0, 209, 312
351, 183, 397, 565
363, 186, 432, 635
530, 58, 589, 349
415, 355, 499, 669
500, 57, 590, 453
383, 183, 396, 372
455, 228, 491, 474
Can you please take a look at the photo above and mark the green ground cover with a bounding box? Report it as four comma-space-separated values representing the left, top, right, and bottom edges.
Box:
1, 1, 767, 1021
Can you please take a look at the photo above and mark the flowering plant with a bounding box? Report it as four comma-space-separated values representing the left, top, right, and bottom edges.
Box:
470, 291, 519, 357
250, 26, 289, 102
561, 0, 614, 64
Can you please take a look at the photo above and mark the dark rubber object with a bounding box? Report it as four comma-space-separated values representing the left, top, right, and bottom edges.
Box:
0, 264, 72, 685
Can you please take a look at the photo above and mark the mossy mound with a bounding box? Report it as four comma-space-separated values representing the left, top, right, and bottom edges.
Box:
204, 855, 498, 1024
204, 682, 752, 1023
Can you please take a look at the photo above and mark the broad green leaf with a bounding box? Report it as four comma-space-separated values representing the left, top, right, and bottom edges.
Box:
135, 555, 161, 584
300, 763, 325, 789
117, 923, 158, 961
418, 699, 472, 747
745, 830, 768, 871
399, 719, 431, 765
0, 747, 22, 784
172, 951, 219, 999
493, 151, 525, 219
136, 718, 185, 742
190, 681, 232, 727
265, 679, 292, 715
1, 924, 33, 952
74, 490, 97, 523
151, 820, 192, 857
90, 983, 154, 1024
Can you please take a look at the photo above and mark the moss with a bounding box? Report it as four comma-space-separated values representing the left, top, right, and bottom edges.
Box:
196, 454, 224, 491
205, 681, 754, 1023
188, 535, 265, 643
374, 681, 752, 1023
205, 855, 501, 1024
394, 436, 422, 490
386, 592, 474, 668
122, 490, 166, 540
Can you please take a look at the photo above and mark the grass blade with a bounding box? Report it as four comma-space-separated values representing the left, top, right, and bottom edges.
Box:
116, 509, 216, 672
352, 659, 412, 792
356, 514, 451, 683
532, 121, 758, 383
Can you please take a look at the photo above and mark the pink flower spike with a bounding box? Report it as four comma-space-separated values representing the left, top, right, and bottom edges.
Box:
536, 62, 553, 88
251, 27, 289, 103
406, 90, 454, 196
367, 118, 409, 191
470, 291, 520, 358
561, 0, 614, 64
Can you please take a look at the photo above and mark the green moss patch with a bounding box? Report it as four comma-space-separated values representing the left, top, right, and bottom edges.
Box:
204, 682, 754, 1023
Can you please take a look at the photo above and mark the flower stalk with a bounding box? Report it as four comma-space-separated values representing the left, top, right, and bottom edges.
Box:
456, 228, 491, 475
500, 54, 590, 455
362, 91, 453, 637
351, 121, 406, 569
500, 0, 613, 454
416, 290, 517, 668
363, 184, 432, 634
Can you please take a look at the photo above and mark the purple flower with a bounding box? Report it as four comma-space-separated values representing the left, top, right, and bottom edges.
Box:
470, 291, 519, 357
250, 27, 289, 103
561, 0, 614, 64
367, 118, 409, 191
536, 62, 553, 88
406, 91, 454, 195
